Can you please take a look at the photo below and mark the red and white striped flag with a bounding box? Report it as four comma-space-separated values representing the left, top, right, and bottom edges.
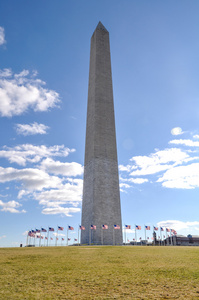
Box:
114, 225, 120, 229
102, 224, 108, 229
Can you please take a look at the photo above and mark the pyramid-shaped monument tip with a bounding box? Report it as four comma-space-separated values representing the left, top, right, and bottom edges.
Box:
96, 21, 108, 32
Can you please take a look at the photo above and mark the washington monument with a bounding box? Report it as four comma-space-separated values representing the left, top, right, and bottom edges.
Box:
81, 22, 123, 245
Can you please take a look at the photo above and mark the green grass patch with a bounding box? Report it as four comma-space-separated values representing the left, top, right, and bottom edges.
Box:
0, 246, 199, 299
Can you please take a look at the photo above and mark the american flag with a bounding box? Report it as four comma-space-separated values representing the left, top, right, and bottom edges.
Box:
68, 238, 71, 241
50, 237, 53, 240
49, 227, 54, 231
139, 237, 142, 240
45, 237, 48, 240
154, 226, 158, 231
166, 228, 170, 232
68, 226, 74, 230
56, 237, 58, 240
58, 226, 64, 231
91, 225, 96, 230
79, 225, 85, 230
29, 231, 35, 237
136, 225, 141, 230
41, 236, 44, 239
36, 235, 40, 238
74, 238, 77, 241
62, 238, 64, 241
102, 224, 108, 229
41, 228, 47, 232
114, 225, 120, 229
32, 230, 36, 233
125, 225, 131, 229
171, 229, 175, 233
164, 235, 165, 238
147, 237, 149, 239
35, 229, 40, 233
145, 225, 150, 230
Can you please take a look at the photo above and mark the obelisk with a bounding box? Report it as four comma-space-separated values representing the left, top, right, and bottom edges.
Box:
81, 22, 123, 245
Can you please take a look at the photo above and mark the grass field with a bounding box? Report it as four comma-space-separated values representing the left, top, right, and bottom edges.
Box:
0, 246, 199, 299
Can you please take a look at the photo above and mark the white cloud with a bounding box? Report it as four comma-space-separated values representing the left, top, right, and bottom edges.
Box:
0, 69, 12, 77
0, 166, 63, 191
0, 27, 6, 46
35, 180, 83, 204
15, 122, 49, 136
0, 142, 83, 217
128, 178, 148, 184
122, 227, 135, 233
171, 127, 184, 136
130, 148, 189, 176
120, 183, 131, 189
193, 135, 199, 139
40, 158, 83, 176
157, 220, 199, 231
0, 235, 6, 240
0, 200, 26, 213
157, 162, 199, 189
0, 144, 75, 166
119, 165, 137, 172
0, 69, 60, 117
53, 232, 66, 237
169, 139, 199, 147
42, 207, 80, 217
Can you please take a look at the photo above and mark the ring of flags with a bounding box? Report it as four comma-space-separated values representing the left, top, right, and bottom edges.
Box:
27, 224, 177, 246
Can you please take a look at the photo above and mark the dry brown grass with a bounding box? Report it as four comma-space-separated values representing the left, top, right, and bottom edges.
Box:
0, 246, 199, 299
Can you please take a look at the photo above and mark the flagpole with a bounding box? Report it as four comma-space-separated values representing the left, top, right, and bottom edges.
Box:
170, 228, 172, 246
160, 228, 162, 246
113, 225, 115, 246
145, 225, 146, 242
47, 227, 49, 247
135, 225, 137, 245
26, 232, 28, 246
56, 226, 58, 246
67, 227, 68, 246
101, 225, 103, 245
125, 225, 126, 245
78, 225, 80, 246
34, 230, 36, 247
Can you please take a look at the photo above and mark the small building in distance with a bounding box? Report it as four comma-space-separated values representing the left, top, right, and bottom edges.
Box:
164, 234, 199, 246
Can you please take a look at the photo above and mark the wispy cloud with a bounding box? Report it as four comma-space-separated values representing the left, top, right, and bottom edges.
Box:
130, 148, 189, 176
157, 220, 199, 231
0, 200, 26, 213
0, 166, 63, 191
157, 162, 199, 189
119, 128, 199, 191
15, 122, 49, 136
0, 235, 6, 240
0, 69, 60, 117
169, 139, 199, 147
40, 158, 83, 176
0, 141, 83, 217
0, 144, 75, 166
42, 207, 80, 217
0, 27, 6, 46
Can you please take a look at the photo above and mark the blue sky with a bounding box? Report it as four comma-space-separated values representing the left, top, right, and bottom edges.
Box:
1, 0, 199, 246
